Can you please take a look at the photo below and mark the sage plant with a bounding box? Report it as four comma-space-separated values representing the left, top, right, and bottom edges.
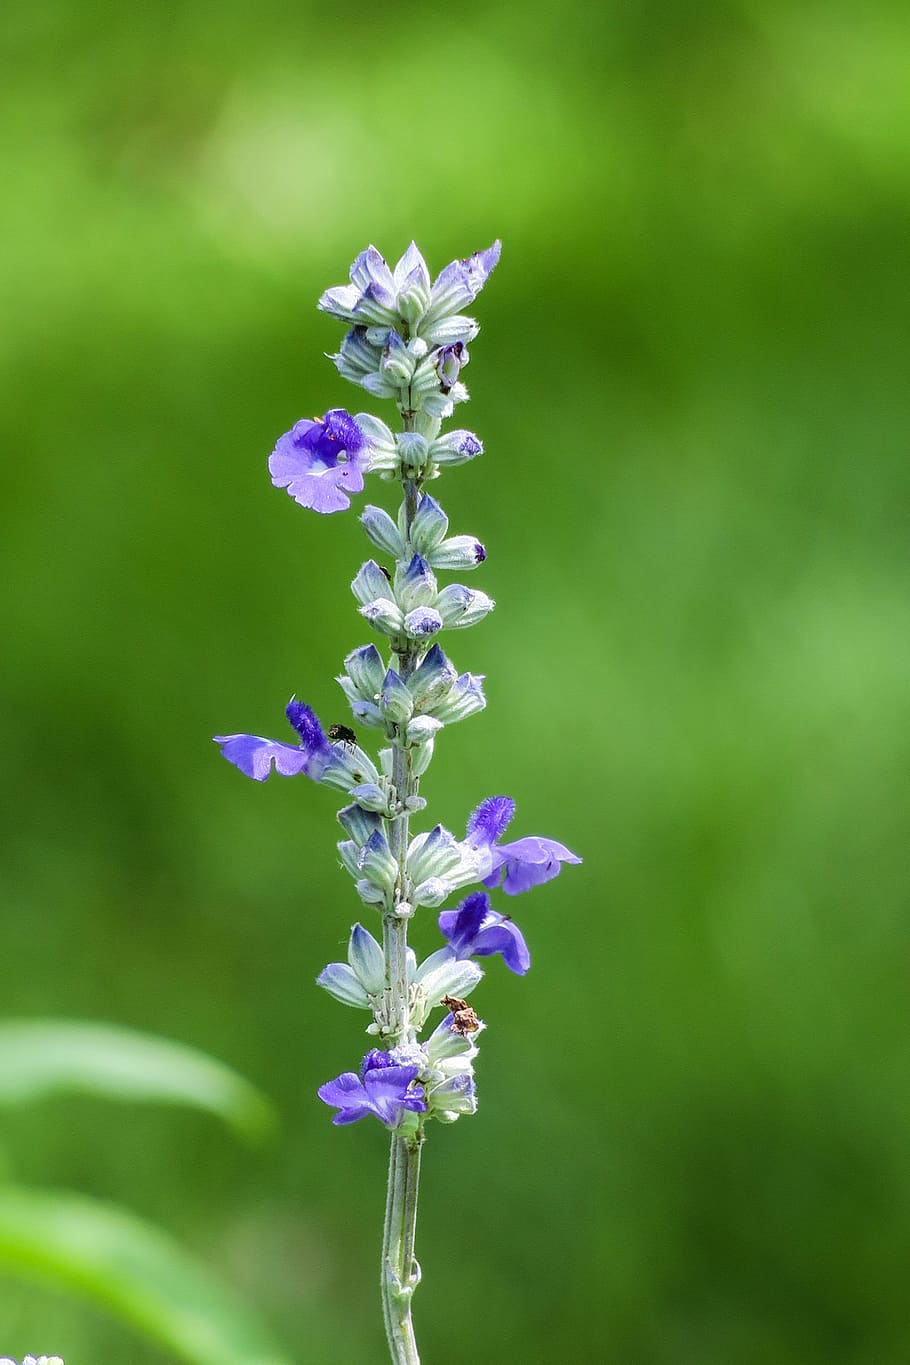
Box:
215, 241, 581, 1363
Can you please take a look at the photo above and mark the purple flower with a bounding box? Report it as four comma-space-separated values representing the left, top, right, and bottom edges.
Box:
439, 891, 530, 975
318, 1052, 427, 1128
214, 700, 333, 782
269, 409, 370, 514
214, 700, 382, 795
465, 796, 582, 895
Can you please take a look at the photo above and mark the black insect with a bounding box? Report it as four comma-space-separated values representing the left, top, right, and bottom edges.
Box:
327, 723, 358, 748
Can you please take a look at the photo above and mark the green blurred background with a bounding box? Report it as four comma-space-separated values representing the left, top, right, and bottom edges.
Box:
2, 0, 909, 1360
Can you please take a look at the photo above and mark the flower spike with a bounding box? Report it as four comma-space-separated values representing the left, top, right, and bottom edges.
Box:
216, 239, 582, 1361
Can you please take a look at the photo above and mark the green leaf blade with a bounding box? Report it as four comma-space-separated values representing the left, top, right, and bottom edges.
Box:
0, 1021, 276, 1142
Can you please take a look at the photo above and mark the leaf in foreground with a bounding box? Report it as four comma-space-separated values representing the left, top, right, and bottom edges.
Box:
0, 1020, 274, 1141
0, 1185, 293, 1365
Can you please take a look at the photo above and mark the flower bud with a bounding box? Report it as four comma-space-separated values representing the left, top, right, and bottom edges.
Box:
411, 877, 455, 907
420, 314, 480, 346
322, 741, 380, 786
408, 644, 457, 710
406, 825, 462, 884
347, 697, 383, 728
348, 923, 386, 994
380, 329, 416, 383
436, 585, 494, 628
355, 877, 386, 904
428, 672, 486, 723
360, 597, 405, 636
428, 429, 483, 467
426, 1011, 485, 1064
409, 351, 447, 400
410, 494, 449, 553
352, 559, 393, 607
349, 782, 391, 813
403, 606, 443, 640
341, 643, 386, 700
414, 948, 483, 1000
405, 715, 444, 745
337, 839, 362, 878
394, 554, 438, 611
358, 829, 399, 892
397, 266, 431, 327
359, 368, 400, 399
422, 386, 466, 419
380, 668, 414, 725
396, 431, 430, 475
337, 803, 383, 842
429, 1073, 477, 1121
426, 536, 486, 571
360, 505, 405, 558
333, 328, 390, 391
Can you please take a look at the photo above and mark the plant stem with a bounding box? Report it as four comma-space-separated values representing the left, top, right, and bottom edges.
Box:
382, 1130, 424, 1365
381, 466, 425, 1363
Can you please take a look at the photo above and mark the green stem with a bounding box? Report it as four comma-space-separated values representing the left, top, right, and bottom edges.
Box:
382, 1131, 424, 1365
380, 465, 425, 1363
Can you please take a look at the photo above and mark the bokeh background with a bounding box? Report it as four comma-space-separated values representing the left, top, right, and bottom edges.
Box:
2, 1, 909, 1361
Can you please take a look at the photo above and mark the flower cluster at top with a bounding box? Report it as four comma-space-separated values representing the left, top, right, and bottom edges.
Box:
215, 241, 580, 1134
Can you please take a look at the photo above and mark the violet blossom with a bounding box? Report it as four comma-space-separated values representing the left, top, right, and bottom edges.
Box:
465, 795, 582, 895
439, 890, 531, 975
214, 700, 380, 795
318, 1051, 426, 1128
269, 408, 371, 514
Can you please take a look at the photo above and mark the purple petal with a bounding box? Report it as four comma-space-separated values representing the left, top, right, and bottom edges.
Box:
321, 408, 368, 456
472, 920, 530, 975
214, 734, 310, 782
319, 1061, 426, 1128
361, 1049, 393, 1075
317, 1071, 363, 1108
439, 891, 491, 953
269, 412, 369, 514
331, 1107, 371, 1126
270, 460, 365, 514
363, 1065, 427, 1124
466, 796, 516, 848
439, 891, 531, 975
488, 835, 582, 895
285, 701, 331, 761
